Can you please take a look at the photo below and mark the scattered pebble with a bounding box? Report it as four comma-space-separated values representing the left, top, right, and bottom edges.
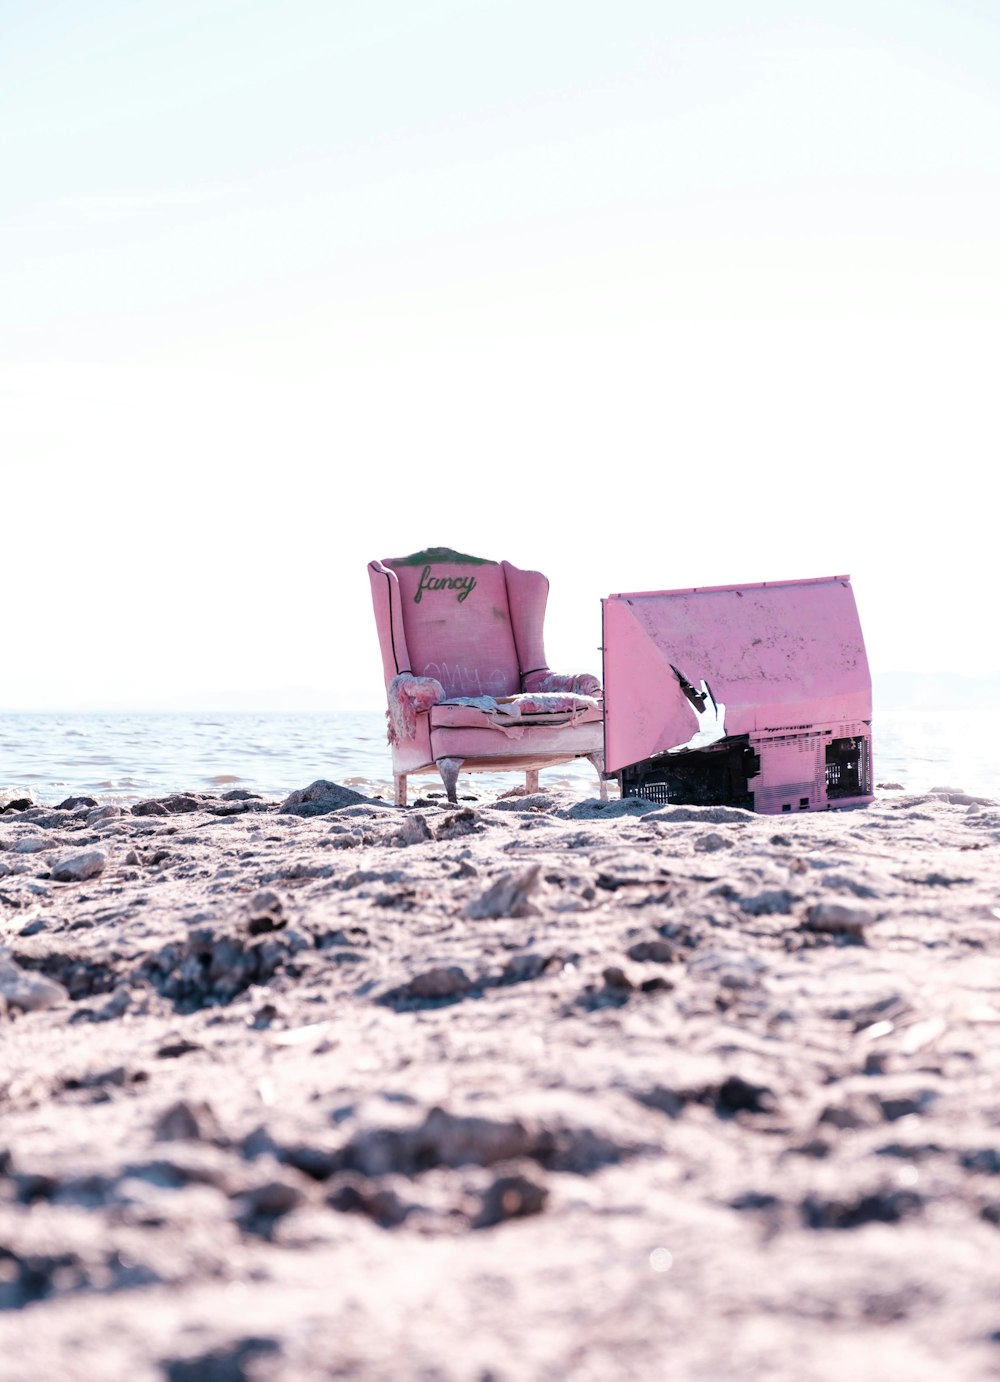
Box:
0, 949, 68, 1013
50, 849, 107, 883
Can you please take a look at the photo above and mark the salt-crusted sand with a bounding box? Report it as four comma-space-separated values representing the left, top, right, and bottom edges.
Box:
2, 779, 1000, 1381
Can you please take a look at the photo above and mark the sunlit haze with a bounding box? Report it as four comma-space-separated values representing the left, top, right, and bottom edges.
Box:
4, 0, 997, 711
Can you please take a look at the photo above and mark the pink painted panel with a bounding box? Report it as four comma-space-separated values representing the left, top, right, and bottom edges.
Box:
603, 576, 871, 774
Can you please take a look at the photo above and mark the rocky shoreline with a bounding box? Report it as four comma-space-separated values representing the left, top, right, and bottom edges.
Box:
2, 780, 1000, 1379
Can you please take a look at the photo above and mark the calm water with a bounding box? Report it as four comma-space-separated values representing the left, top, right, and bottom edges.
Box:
1, 707, 998, 807
0, 710, 602, 805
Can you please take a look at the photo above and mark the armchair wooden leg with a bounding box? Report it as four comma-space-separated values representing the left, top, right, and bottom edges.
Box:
437, 756, 463, 805
394, 774, 408, 807
525, 769, 539, 794
586, 751, 609, 802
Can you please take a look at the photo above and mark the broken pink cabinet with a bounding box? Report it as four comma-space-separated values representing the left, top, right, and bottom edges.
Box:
369, 547, 607, 805
602, 575, 872, 814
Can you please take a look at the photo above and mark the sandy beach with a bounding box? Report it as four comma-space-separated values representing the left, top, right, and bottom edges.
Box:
2, 779, 1000, 1381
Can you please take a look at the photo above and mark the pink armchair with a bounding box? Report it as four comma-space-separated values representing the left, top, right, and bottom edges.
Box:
369, 547, 607, 805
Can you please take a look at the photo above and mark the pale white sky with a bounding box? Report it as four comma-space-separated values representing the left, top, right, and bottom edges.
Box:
3, 0, 997, 711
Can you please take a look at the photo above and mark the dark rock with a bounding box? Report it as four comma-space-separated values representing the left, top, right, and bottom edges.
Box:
327, 1174, 411, 1227
132, 800, 170, 817
874, 1141, 944, 1161
0, 1244, 87, 1308
475, 1170, 549, 1228
636, 1085, 687, 1118
818, 1094, 883, 1131
904, 871, 972, 888
60, 1064, 144, 1097
602, 966, 633, 991
13, 1171, 61, 1204
877, 1089, 938, 1121
156, 1038, 204, 1059
406, 966, 473, 1000
715, 1075, 776, 1116
245, 888, 287, 935
393, 813, 432, 846
802, 1187, 924, 1230
250, 1003, 280, 1029
220, 790, 263, 801
273, 1106, 635, 1183
804, 903, 869, 938
466, 865, 541, 919
435, 809, 481, 840
1, 799, 34, 814
281, 1140, 341, 1180
0, 952, 69, 1013
337, 1107, 535, 1177
595, 869, 671, 892
241, 1126, 284, 1164
12, 946, 121, 1002
960, 1148, 1000, 1175
626, 939, 675, 964
739, 889, 796, 916
643, 804, 752, 824
790, 1138, 833, 1159
207, 798, 270, 816
55, 796, 98, 810
731, 1190, 783, 1213
138, 925, 309, 1012
694, 832, 734, 853
278, 780, 371, 817
500, 952, 558, 984
163, 1337, 282, 1382
635, 1074, 774, 1119
233, 1177, 304, 1225
153, 1099, 220, 1143
563, 797, 659, 819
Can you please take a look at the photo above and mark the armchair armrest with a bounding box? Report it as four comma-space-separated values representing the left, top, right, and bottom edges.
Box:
522, 670, 602, 698
387, 673, 445, 744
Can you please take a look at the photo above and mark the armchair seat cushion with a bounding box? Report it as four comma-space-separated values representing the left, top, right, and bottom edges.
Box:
430, 694, 601, 731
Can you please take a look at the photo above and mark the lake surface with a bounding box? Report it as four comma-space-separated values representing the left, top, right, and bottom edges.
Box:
2, 706, 997, 806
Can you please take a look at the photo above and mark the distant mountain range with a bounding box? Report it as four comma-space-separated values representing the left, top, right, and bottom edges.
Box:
873, 670, 1000, 710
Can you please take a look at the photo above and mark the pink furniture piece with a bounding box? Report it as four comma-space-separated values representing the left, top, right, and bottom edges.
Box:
369, 547, 608, 805
602, 575, 873, 814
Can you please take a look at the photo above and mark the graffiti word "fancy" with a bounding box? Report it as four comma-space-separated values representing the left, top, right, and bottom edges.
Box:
414, 566, 477, 604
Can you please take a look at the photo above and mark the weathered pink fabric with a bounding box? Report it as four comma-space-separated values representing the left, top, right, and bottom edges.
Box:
386, 674, 445, 745
429, 700, 602, 730
506, 692, 598, 717
522, 671, 602, 697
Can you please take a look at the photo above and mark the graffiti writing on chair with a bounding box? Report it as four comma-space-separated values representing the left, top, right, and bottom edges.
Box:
422, 662, 506, 696
413, 566, 477, 604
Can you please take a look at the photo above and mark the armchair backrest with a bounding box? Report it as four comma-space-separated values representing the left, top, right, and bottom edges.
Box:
369, 547, 550, 699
